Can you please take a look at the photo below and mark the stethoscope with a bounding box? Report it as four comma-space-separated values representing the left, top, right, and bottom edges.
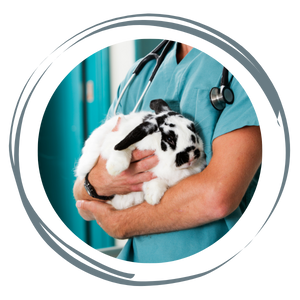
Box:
113, 40, 234, 115
209, 67, 234, 111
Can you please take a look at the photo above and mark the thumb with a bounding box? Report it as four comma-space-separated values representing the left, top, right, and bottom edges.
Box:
76, 200, 93, 211
76, 199, 106, 211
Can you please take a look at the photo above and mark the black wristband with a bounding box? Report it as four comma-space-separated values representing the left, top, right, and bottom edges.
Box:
83, 172, 115, 200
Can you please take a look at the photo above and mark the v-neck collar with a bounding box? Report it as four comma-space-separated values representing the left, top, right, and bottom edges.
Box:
161, 42, 200, 74
165, 43, 201, 95
172, 42, 200, 67
146, 42, 202, 107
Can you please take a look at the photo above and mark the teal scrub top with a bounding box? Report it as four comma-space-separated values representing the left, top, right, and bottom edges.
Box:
106, 42, 260, 263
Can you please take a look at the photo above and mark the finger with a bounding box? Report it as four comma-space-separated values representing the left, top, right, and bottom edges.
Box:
76, 199, 109, 213
130, 171, 156, 185
130, 154, 159, 174
130, 183, 144, 192
131, 149, 156, 162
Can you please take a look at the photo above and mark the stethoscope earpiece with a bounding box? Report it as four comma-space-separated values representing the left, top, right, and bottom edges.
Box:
209, 68, 234, 111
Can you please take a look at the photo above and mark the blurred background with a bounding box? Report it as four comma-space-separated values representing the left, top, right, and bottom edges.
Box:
38, 39, 162, 256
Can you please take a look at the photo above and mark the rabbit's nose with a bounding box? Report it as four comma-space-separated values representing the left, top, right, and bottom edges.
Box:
187, 158, 194, 166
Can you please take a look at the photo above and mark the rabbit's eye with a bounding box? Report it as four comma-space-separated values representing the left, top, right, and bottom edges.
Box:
161, 130, 177, 150
166, 136, 175, 145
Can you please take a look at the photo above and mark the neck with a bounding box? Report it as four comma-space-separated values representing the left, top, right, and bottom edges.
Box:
176, 43, 193, 63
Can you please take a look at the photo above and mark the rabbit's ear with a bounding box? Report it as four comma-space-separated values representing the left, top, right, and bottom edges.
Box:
114, 122, 158, 151
150, 99, 171, 114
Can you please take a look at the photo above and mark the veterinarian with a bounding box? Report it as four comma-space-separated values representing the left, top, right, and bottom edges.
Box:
73, 42, 262, 263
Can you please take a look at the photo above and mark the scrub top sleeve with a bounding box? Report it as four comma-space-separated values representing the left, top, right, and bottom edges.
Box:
212, 76, 259, 141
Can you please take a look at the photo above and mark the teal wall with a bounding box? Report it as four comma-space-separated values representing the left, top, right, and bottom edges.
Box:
38, 48, 114, 248
135, 39, 163, 60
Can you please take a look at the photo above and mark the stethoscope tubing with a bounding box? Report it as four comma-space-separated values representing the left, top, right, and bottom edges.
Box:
113, 40, 234, 116
113, 40, 174, 115
113, 73, 136, 116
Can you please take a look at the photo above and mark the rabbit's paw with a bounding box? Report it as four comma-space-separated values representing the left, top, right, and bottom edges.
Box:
106, 150, 131, 176
143, 179, 168, 205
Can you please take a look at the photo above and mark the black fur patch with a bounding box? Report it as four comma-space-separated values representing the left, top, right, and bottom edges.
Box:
191, 134, 196, 143
151, 125, 158, 133
143, 114, 154, 122
187, 123, 196, 133
185, 146, 196, 152
175, 151, 189, 167
161, 141, 167, 151
160, 129, 177, 150
194, 149, 201, 159
156, 114, 168, 127
150, 99, 171, 114
165, 122, 176, 127
114, 122, 158, 151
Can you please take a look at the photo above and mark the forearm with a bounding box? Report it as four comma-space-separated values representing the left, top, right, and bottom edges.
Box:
112, 168, 238, 238
109, 126, 262, 239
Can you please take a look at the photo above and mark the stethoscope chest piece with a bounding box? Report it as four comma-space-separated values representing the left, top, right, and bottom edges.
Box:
209, 67, 234, 111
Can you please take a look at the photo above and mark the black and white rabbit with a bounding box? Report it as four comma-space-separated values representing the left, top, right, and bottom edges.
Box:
75, 99, 206, 210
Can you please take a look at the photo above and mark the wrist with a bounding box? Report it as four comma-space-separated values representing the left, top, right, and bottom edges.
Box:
88, 168, 106, 196
74, 177, 89, 200
84, 172, 115, 200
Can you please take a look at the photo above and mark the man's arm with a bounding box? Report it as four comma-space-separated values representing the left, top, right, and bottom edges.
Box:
76, 125, 262, 239
116, 127, 263, 238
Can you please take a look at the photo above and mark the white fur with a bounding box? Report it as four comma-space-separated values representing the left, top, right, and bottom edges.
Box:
75, 111, 206, 210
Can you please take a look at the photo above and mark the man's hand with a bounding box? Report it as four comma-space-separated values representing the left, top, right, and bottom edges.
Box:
91, 116, 158, 196
88, 149, 159, 197
73, 115, 159, 221
76, 200, 122, 238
